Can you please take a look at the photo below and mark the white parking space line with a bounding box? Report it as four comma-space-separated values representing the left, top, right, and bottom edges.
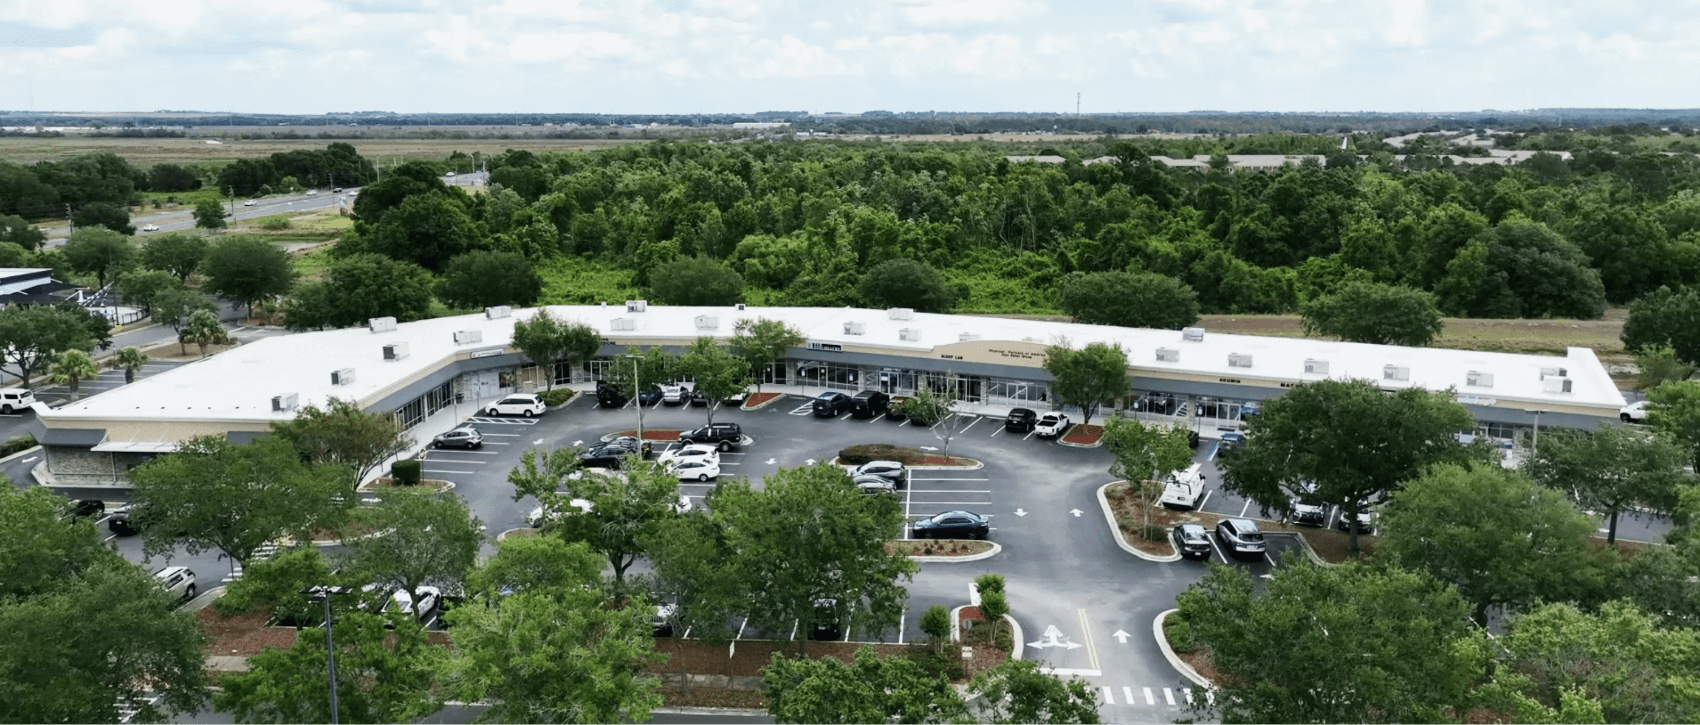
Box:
427, 450, 503, 456
482, 433, 523, 437
422, 465, 480, 472
1023, 430, 1037, 441
1212, 539, 1229, 565
869, 414, 885, 423
908, 489, 992, 494
1238, 500, 1252, 517
989, 427, 1002, 437
959, 417, 981, 434
1197, 490, 1213, 510
910, 477, 989, 481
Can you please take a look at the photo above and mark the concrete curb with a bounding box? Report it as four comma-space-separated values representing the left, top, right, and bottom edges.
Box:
908, 540, 1002, 563
185, 585, 228, 613
1096, 481, 1181, 563
356, 479, 456, 495
653, 706, 772, 717
950, 583, 1024, 661
1155, 609, 1211, 687
495, 527, 537, 542
1056, 437, 1105, 449
0, 444, 42, 466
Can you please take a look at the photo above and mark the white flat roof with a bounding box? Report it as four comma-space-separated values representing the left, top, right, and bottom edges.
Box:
43, 305, 1624, 425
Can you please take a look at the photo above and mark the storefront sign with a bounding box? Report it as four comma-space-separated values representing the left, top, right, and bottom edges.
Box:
806, 341, 843, 352
986, 348, 1043, 360
469, 348, 505, 359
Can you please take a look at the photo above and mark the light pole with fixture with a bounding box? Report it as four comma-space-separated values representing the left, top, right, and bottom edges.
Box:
625, 354, 644, 442
301, 585, 355, 724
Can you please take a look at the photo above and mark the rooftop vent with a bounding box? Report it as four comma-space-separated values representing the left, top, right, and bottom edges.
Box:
453, 330, 483, 345
382, 342, 408, 361
899, 328, 921, 342
736, 303, 746, 310
959, 332, 980, 342
484, 306, 512, 320
888, 307, 914, 321
1228, 353, 1253, 368
844, 321, 866, 335
1543, 377, 1573, 394
1467, 371, 1494, 388
626, 300, 647, 313
1383, 365, 1410, 381
1023, 336, 1044, 343
271, 393, 298, 412
1156, 348, 1180, 363
368, 316, 397, 333
1540, 366, 1568, 379
330, 368, 355, 386
695, 315, 719, 330
610, 318, 636, 332
1182, 327, 1205, 342
1304, 359, 1329, 375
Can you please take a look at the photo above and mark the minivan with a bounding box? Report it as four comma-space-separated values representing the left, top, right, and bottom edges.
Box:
0, 388, 35, 413
849, 390, 891, 419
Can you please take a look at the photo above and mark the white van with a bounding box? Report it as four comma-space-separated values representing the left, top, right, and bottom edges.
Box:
0, 388, 35, 414
1158, 463, 1208, 510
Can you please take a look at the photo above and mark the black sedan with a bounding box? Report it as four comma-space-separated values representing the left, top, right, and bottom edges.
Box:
637, 385, 665, 406
579, 437, 653, 468
1004, 408, 1037, 433
911, 510, 990, 540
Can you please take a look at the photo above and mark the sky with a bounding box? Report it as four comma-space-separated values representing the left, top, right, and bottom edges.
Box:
0, 0, 1695, 115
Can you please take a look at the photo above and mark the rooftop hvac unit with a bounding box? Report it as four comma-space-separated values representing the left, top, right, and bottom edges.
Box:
485, 306, 512, 319
844, 321, 866, 335
625, 300, 647, 313
368, 316, 397, 333
1383, 365, 1410, 381
888, 307, 914, 321
1467, 371, 1494, 388
736, 303, 746, 310
330, 368, 355, 386
382, 342, 409, 361
899, 328, 921, 342
271, 393, 298, 412
1023, 336, 1044, 343
1304, 359, 1329, 375
694, 315, 719, 330
1156, 348, 1179, 363
1540, 366, 1568, 379
1228, 353, 1253, 368
1181, 327, 1205, 342
959, 332, 980, 342
610, 318, 636, 332
1543, 377, 1573, 394
453, 330, 483, 345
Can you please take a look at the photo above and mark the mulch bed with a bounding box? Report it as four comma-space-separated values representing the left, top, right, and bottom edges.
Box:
742, 392, 782, 409
614, 429, 683, 441
1164, 617, 1228, 685
909, 455, 976, 466
1060, 424, 1105, 445
200, 608, 300, 657
884, 539, 994, 557
955, 606, 1016, 680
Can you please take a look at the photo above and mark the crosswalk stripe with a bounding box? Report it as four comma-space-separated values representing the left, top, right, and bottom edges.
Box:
1184, 688, 1193, 705
1101, 687, 1113, 705
1164, 687, 1176, 706
1144, 687, 1155, 705
1123, 687, 1135, 706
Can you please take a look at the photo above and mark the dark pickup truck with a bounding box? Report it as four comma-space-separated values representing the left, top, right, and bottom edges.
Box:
677, 422, 743, 451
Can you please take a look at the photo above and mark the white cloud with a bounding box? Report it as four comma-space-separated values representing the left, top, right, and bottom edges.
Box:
895, 0, 1044, 27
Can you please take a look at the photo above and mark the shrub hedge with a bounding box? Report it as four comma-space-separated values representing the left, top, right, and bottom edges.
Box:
837, 443, 929, 465
540, 388, 575, 406
391, 459, 421, 485
0, 435, 37, 458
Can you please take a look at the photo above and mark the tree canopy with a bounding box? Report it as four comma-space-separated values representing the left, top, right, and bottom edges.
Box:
856, 259, 954, 313
61, 226, 133, 287
437, 249, 543, 309
1041, 340, 1129, 425
270, 397, 413, 490
202, 236, 294, 317
1300, 280, 1444, 346
649, 255, 746, 306
284, 253, 434, 329
1058, 271, 1200, 330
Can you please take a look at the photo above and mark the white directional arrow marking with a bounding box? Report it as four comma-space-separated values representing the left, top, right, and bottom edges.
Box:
1028, 625, 1083, 650
21, 456, 37, 463
572, 440, 583, 447
1013, 508, 1028, 517
1112, 629, 1131, 644
765, 458, 777, 465
534, 439, 544, 445
919, 445, 939, 451
1070, 508, 1083, 517
804, 458, 817, 466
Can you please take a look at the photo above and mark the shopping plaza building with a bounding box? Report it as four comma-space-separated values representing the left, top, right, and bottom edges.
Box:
31, 303, 1626, 487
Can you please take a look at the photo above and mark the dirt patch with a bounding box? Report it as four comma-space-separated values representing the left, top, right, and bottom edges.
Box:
1060, 424, 1105, 446
199, 608, 299, 657
884, 539, 994, 557
613, 429, 683, 442
1197, 310, 1629, 362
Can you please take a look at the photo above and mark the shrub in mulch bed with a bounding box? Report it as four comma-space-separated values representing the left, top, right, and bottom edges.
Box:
539, 388, 575, 406
884, 539, 994, 557
839, 444, 976, 467
1060, 423, 1106, 445
954, 606, 1015, 680
612, 429, 684, 441
742, 392, 781, 409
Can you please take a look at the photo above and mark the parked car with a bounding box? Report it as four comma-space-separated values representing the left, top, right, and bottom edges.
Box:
912, 510, 991, 540
1214, 518, 1266, 556
853, 475, 899, 495
0, 387, 36, 413
1621, 400, 1648, 423
678, 422, 742, 451
658, 443, 720, 466
637, 385, 665, 406
811, 598, 842, 641
1004, 407, 1038, 433
107, 505, 141, 536
1218, 432, 1246, 456
154, 566, 197, 604
1287, 484, 1328, 527
528, 498, 594, 528
1172, 523, 1213, 560
1157, 464, 1208, 509
689, 390, 709, 407
669, 458, 721, 482
361, 583, 440, 624
66, 499, 105, 519
307, 189, 319, 196
596, 382, 628, 408
485, 394, 546, 417
1035, 412, 1072, 438
661, 383, 688, 405
1335, 505, 1376, 535
652, 599, 679, 638
851, 460, 908, 488
243, 199, 257, 206
579, 437, 652, 468
431, 426, 483, 449
812, 391, 853, 417
140, 224, 160, 232
849, 390, 891, 419
885, 396, 910, 423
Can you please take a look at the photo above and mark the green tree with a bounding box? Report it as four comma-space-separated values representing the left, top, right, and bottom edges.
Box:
711, 464, 917, 653
467, 535, 605, 601
110, 346, 148, 384
1218, 378, 1477, 552
70, 200, 135, 235
1616, 537, 1700, 630
128, 435, 348, 566
140, 233, 209, 281
270, 397, 413, 492
437, 250, 543, 309
1491, 600, 1700, 723
0, 213, 46, 250
203, 236, 293, 318
678, 336, 749, 424
761, 645, 970, 724
46, 349, 98, 401
1437, 216, 1606, 319
56, 299, 114, 352
1176, 558, 1488, 724
212, 547, 340, 625
511, 309, 603, 391
217, 613, 443, 724
0, 303, 96, 385
968, 659, 1102, 725
1377, 462, 1602, 625
1623, 285, 1700, 366
1058, 271, 1200, 330
283, 253, 434, 329
362, 193, 487, 273
116, 268, 181, 314
1647, 380, 1700, 469
920, 604, 951, 649
730, 317, 804, 393
1102, 416, 1195, 533
1637, 344, 1697, 389
181, 308, 227, 357
856, 259, 953, 313
150, 287, 218, 353
192, 198, 227, 231
649, 255, 746, 306
508, 448, 678, 584
1041, 340, 1129, 426
61, 226, 134, 287
0, 240, 28, 267
1300, 280, 1444, 346
341, 491, 483, 603
1526, 424, 1689, 543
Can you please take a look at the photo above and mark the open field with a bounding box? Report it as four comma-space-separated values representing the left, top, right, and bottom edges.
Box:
1198, 309, 1629, 360
0, 133, 649, 164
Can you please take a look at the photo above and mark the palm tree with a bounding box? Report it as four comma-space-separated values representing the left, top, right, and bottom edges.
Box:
48, 350, 99, 401
182, 310, 228, 358
113, 346, 149, 384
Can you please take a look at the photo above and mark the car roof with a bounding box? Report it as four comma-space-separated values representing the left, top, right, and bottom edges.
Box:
155, 565, 191, 577
1177, 522, 1207, 533
1009, 407, 1034, 414
1224, 518, 1260, 530
932, 509, 982, 519
859, 460, 903, 468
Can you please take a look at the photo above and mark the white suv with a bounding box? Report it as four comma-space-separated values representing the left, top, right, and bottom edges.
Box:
486, 394, 546, 417
154, 566, 196, 604
1621, 400, 1649, 423
0, 388, 35, 414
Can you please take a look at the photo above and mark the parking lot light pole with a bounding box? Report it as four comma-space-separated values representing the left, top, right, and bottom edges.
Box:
626, 354, 644, 443
302, 586, 354, 724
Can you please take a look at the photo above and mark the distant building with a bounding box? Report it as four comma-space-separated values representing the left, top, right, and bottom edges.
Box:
732, 122, 791, 129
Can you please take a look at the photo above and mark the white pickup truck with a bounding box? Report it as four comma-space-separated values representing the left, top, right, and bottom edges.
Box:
1157, 463, 1208, 510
